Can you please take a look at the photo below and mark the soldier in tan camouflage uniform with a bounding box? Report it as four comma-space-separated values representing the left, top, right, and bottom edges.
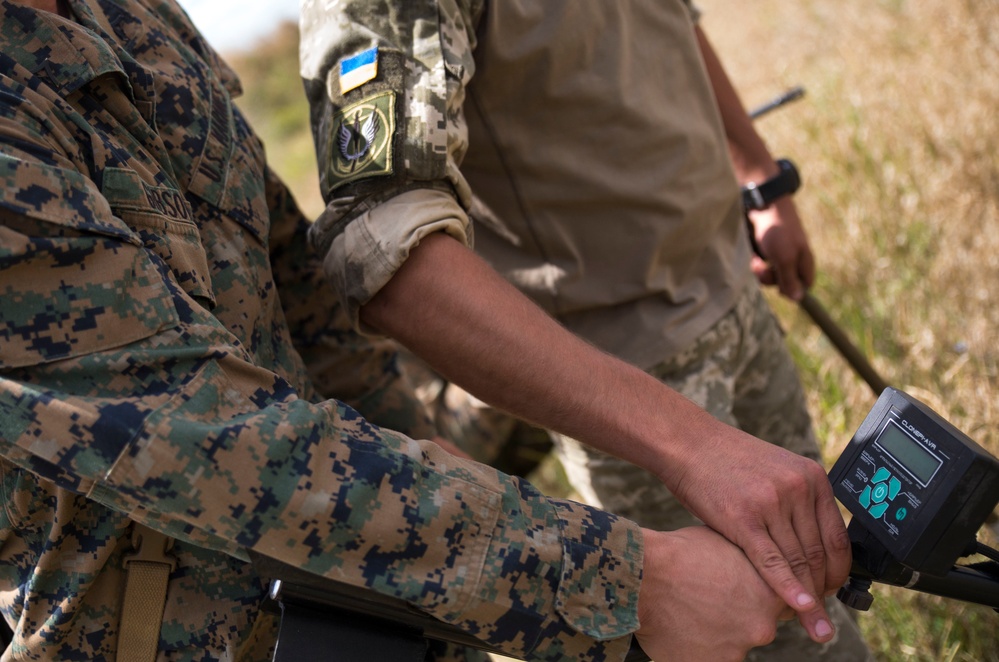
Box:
0, 1, 803, 661
300, 1, 872, 660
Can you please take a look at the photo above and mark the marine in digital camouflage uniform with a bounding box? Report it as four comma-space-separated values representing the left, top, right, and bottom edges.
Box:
0, 1, 645, 660
300, 0, 872, 659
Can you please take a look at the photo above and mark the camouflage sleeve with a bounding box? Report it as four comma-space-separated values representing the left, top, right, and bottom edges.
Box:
0, 210, 642, 661
299, 0, 480, 327
0, 77, 643, 661
265, 165, 438, 439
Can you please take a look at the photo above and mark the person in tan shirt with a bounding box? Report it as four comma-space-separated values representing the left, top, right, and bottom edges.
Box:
0, 1, 777, 661
301, 0, 872, 660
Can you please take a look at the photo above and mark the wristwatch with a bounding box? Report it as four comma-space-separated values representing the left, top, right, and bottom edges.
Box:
741, 158, 801, 211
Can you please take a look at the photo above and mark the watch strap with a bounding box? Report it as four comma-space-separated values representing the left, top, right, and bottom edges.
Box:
741, 158, 800, 211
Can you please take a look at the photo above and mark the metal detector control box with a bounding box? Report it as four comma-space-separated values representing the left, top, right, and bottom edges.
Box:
829, 388, 999, 577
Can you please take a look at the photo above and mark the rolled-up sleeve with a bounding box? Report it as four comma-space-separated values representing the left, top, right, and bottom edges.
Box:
300, 0, 479, 325
321, 187, 470, 331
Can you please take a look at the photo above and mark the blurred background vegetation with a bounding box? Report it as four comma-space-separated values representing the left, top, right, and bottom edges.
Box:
223, 1, 998, 659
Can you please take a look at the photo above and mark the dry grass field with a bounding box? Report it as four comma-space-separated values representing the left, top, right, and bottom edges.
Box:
227, 1, 999, 658
701, 0, 999, 659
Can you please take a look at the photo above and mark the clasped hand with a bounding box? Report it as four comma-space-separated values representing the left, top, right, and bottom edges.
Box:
653, 422, 851, 655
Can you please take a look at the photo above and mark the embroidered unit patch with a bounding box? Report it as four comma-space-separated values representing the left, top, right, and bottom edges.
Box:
327, 90, 395, 189
339, 47, 378, 94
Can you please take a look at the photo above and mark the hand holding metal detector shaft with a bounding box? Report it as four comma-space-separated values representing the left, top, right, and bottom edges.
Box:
747, 87, 890, 397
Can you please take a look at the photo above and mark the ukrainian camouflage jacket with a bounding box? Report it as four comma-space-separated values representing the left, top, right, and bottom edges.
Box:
0, 0, 641, 660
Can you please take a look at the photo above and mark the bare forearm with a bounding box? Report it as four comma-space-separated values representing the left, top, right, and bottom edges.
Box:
361, 233, 849, 642
360, 232, 717, 482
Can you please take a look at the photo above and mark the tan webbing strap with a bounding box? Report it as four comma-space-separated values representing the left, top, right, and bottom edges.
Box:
118, 525, 177, 662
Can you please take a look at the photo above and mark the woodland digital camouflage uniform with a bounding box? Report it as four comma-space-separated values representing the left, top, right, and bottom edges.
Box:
0, 1, 644, 660
299, 1, 872, 660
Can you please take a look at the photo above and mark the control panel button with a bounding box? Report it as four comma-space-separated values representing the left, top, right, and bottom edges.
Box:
872, 483, 889, 503
860, 486, 872, 509
869, 502, 890, 519
863, 466, 903, 521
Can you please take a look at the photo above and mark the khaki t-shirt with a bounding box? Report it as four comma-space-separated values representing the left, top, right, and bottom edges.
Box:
305, 0, 752, 369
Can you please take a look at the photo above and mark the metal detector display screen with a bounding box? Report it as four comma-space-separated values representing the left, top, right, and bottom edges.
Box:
875, 422, 942, 486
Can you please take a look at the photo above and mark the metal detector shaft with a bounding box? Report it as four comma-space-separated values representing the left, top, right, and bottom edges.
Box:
856, 563, 999, 611
905, 566, 999, 610
748, 86, 806, 120
798, 292, 890, 396
744, 85, 890, 397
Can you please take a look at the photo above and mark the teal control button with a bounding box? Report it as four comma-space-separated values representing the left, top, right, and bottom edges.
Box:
872, 483, 889, 503
865, 467, 899, 520
896, 507, 908, 521
869, 502, 890, 518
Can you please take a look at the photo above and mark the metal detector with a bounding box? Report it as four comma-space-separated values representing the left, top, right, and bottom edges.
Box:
830, 387, 999, 612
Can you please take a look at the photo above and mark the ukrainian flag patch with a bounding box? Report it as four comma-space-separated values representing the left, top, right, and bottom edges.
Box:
339, 47, 378, 94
